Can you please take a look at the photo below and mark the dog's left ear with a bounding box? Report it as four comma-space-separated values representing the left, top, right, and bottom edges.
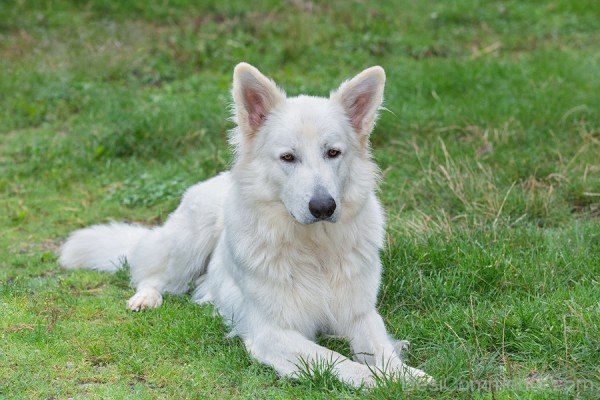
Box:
232, 63, 286, 139
331, 66, 386, 139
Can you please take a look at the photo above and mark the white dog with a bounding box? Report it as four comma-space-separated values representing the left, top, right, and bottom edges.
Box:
60, 63, 433, 387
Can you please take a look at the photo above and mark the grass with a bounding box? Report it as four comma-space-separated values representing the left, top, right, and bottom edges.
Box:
1, 0, 599, 398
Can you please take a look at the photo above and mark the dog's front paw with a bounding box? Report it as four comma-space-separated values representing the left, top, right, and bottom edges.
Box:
382, 357, 434, 385
335, 361, 377, 388
127, 287, 163, 311
344, 364, 377, 388
400, 365, 434, 385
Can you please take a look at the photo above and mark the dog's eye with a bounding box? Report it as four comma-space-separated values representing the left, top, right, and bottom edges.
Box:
280, 153, 295, 162
327, 149, 341, 158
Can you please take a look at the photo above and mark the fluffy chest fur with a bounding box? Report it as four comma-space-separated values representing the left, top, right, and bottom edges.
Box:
219, 191, 385, 338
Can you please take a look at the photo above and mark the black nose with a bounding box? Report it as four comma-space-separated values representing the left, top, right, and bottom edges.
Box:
309, 194, 336, 220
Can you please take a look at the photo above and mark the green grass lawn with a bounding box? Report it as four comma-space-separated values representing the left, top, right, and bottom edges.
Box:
1, 0, 599, 398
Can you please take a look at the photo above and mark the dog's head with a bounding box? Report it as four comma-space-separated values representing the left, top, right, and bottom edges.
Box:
230, 63, 385, 225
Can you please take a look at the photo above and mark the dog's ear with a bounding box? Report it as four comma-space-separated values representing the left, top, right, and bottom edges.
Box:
331, 66, 386, 139
232, 63, 286, 138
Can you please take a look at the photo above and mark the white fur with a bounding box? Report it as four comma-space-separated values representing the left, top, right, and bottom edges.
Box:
59, 63, 433, 387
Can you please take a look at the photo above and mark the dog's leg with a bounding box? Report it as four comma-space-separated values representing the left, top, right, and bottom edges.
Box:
346, 310, 433, 384
125, 229, 170, 311
245, 327, 376, 388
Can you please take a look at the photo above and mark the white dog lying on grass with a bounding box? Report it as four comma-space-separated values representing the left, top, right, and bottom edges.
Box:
60, 63, 433, 387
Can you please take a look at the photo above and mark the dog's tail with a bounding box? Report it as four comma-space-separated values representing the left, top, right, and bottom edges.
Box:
59, 222, 149, 273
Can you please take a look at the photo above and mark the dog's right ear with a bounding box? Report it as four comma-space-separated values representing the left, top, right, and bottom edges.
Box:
232, 63, 286, 138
